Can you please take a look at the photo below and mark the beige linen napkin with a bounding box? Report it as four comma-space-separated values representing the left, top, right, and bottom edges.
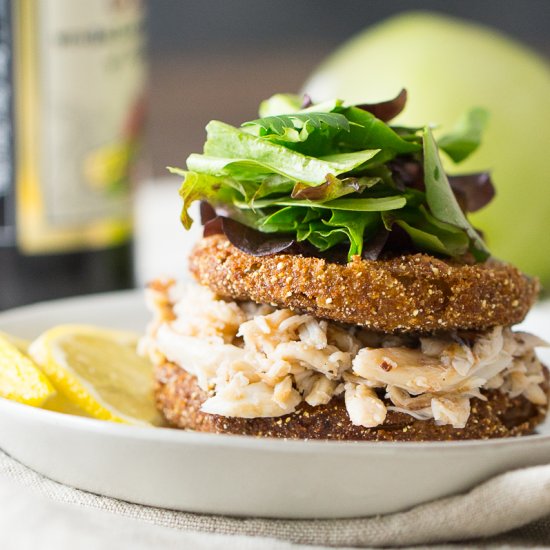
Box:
1, 449, 550, 549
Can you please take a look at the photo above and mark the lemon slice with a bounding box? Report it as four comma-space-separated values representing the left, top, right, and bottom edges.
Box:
43, 392, 91, 417
0, 333, 56, 406
0, 331, 31, 354
29, 325, 162, 425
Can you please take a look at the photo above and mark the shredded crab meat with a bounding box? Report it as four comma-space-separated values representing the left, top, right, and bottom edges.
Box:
142, 281, 549, 428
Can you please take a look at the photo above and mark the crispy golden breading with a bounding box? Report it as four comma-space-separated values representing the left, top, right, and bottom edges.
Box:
155, 362, 548, 441
189, 235, 539, 334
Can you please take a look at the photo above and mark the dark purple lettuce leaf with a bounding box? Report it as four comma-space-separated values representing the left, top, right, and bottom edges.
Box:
361, 228, 390, 260
388, 158, 424, 192
356, 89, 407, 122
448, 172, 495, 213
220, 217, 296, 256
200, 201, 217, 224
203, 216, 224, 237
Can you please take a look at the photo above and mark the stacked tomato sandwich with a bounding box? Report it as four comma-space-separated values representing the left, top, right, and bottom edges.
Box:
142, 91, 548, 441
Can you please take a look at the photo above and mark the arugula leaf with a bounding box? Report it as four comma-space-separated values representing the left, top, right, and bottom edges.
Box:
244, 103, 420, 159
242, 112, 350, 143
200, 121, 379, 184
438, 108, 489, 163
422, 127, 489, 260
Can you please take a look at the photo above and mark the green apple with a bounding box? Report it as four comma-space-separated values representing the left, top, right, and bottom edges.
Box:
304, 12, 550, 287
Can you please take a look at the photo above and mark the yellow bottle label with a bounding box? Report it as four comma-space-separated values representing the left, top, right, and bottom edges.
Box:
14, 0, 145, 254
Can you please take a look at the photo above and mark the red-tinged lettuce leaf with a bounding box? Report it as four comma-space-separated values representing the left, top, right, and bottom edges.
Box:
290, 174, 380, 201
448, 172, 495, 213
356, 89, 408, 122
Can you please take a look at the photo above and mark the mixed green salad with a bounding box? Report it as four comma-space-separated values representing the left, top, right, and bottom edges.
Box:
171, 90, 494, 262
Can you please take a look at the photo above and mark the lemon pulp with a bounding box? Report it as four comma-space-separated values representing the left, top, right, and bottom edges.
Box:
29, 325, 162, 425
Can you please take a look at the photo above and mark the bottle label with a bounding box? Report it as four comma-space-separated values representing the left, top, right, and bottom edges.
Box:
13, 0, 146, 254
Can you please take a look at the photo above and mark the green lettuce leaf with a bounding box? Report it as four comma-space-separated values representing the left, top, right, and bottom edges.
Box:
258, 94, 302, 117
259, 206, 318, 233
239, 195, 406, 212
322, 210, 380, 257
198, 121, 380, 184
172, 93, 493, 263
170, 169, 238, 229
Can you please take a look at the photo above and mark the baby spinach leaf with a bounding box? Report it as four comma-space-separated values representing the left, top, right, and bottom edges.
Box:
423, 127, 489, 260
438, 108, 489, 163
338, 107, 422, 155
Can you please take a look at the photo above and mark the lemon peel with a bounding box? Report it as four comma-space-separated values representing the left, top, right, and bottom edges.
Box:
0, 333, 56, 407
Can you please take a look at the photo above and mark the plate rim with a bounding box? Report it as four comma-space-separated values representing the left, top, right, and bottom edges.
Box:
1, 396, 549, 454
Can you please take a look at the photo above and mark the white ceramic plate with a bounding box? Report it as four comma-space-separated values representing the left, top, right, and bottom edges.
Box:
0, 291, 549, 519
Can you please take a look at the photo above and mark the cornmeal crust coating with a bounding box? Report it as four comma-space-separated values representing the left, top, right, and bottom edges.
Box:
189, 235, 539, 334
155, 362, 548, 442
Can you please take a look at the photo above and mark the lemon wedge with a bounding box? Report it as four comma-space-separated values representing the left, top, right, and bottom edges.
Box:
0, 333, 56, 406
29, 325, 162, 425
